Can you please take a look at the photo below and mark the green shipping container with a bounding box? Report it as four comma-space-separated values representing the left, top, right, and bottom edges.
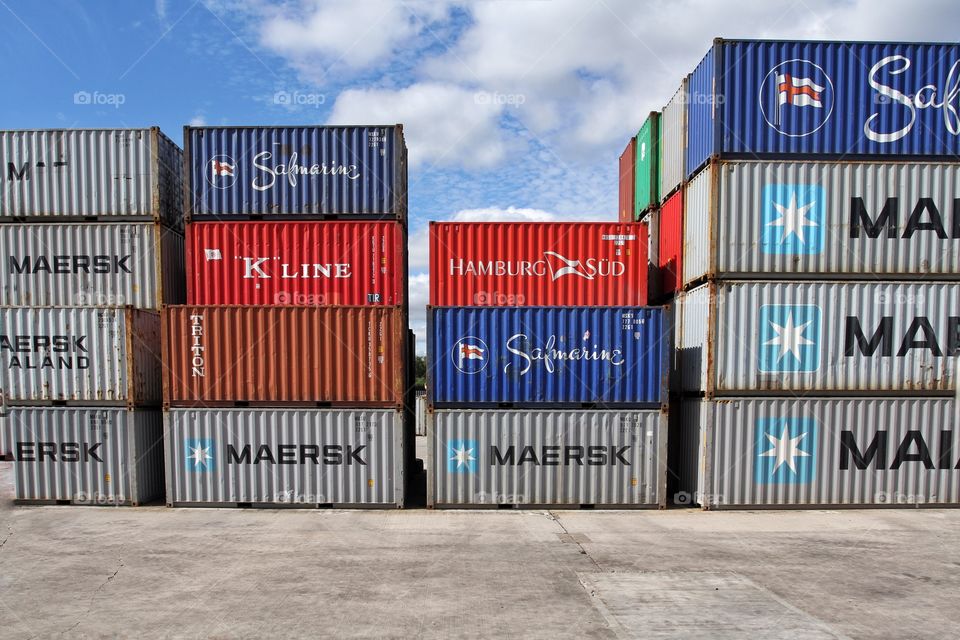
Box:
634, 112, 660, 217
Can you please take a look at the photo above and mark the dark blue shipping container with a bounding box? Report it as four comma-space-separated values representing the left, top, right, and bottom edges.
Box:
687, 39, 960, 177
184, 125, 407, 220
428, 307, 668, 406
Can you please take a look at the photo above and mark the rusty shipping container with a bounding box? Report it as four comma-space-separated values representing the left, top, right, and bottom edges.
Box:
0, 128, 182, 229
0, 307, 161, 406
618, 138, 636, 222
187, 221, 406, 306
0, 223, 184, 310
658, 188, 683, 298
162, 306, 406, 406
430, 222, 648, 306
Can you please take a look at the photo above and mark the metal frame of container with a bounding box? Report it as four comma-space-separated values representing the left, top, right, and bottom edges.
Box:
634, 111, 660, 217
0, 307, 161, 407
183, 125, 408, 222
0, 128, 183, 230
164, 408, 405, 508
657, 188, 683, 299
618, 138, 636, 223
9, 407, 164, 506
681, 396, 960, 509
659, 77, 688, 202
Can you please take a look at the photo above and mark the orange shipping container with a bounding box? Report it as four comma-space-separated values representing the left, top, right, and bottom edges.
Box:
162, 306, 405, 407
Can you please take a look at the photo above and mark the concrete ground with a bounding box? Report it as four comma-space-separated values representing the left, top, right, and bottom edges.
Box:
1, 443, 959, 639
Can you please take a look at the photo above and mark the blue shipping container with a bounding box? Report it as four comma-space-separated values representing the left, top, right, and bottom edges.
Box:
184, 125, 406, 219
428, 307, 668, 406
687, 39, 960, 177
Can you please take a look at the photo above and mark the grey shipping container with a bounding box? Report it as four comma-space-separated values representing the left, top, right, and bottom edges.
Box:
684, 160, 960, 286
0, 128, 182, 230
165, 408, 405, 508
0, 307, 161, 406
659, 77, 688, 201
677, 281, 960, 396
428, 409, 667, 508
680, 396, 960, 509
9, 407, 163, 505
1, 223, 184, 310
0, 409, 8, 458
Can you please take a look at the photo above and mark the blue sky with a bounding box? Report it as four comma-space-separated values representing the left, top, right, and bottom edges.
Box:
2, 0, 957, 351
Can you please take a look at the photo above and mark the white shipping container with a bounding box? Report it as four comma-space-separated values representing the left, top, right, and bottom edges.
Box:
659, 77, 687, 201
678, 281, 960, 396
0, 128, 182, 229
683, 161, 960, 286
9, 407, 164, 505
0, 223, 184, 310
681, 396, 960, 508
429, 409, 667, 508
0, 307, 161, 405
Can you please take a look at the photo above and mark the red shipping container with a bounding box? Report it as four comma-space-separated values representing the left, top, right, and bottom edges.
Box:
659, 189, 683, 297
430, 222, 648, 306
618, 138, 636, 223
186, 221, 405, 306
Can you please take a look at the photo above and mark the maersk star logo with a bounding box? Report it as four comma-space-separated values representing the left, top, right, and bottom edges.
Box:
447, 439, 477, 474
761, 185, 824, 255
185, 439, 214, 472
755, 418, 817, 484
758, 304, 821, 373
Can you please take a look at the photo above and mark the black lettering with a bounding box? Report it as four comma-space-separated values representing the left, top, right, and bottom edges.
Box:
491, 445, 514, 465
850, 197, 897, 239
517, 446, 538, 465
542, 446, 560, 465
227, 444, 251, 464
278, 444, 296, 464
16, 442, 35, 462
564, 446, 584, 465
840, 431, 887, 469
892, 431, 934, 469
348, 445, 367, 465
614, 446, 631, 465
301, 444, 319, 464
897, 317, 942, 357
845, 316, 893, 356
323, 445, 342, 464
903, 198, 948, 239
61, 442, 79, 462
8, 256, 30, 274
587, 446, 607, 465
7, 162, 28, 181
253, 445, 275, 464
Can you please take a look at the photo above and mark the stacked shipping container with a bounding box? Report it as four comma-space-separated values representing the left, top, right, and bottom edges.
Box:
0, 128, 185, 504
162, 125, 410, 508
667, 39, 960, 508
427, 222, 669, 507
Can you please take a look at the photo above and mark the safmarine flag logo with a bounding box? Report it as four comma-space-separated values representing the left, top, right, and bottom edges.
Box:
761, 184, 824, 255
754, 418, 817, 484
451, 337, 489, 374
448, 439, 477, 473
758, 304, 821, 373
184, 439, 215, 472
759, 59, 835, 137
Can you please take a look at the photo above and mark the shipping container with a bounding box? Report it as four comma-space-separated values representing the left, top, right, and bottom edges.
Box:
165, 408, 404, 507
163, 306, 406, 406
428, 307, 668, 406
429, 222, 649, 307
687, 39, 960, 178
660, 78, 687, 200
0, 128, 182, 229
184, 125, 407, 220
0, 307, 161, 406
186, 221, 405, 306
677, 281, 960, 396
645, 209, 661, 303
634, 112, 660, 216
618, 138, 636, 223
0, 410, 8, 459
9, 407, 163, 505
0, 223, 184, 310
658, 189, 683, 298
681, 396, 960, 508
428, 409, 666, 507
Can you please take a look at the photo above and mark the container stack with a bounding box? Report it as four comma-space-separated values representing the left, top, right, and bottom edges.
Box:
665, 39, 960, 508
426, 222, 670, 508
0, 128, 186, 505
162, 125, 412, 508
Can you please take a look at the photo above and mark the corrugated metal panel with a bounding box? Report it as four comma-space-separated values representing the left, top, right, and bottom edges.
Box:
0, 410, 8, 457
687, 396, 960, 508
429, 222, 648, 306
645, 208, 661, 303
659, 77, 687, 200
428, 409, 666, 507
675, 285, 711, 395
0, 223, 184, 309
684, 160, 960, 285
686, 43, 717, 179
428, 307, 667, 406
184, 125, 406, 219
686, 40, 960, 175
415, 391, 427, 436
163, 306, 405, 406
658, 188, 683, 297
634, 112, 660, 215
618, 138, 636, 223
9, 407, 163, 505
0, 128, 183, 229
165, 408, 403, 507
681, 281, 960, 395
186, 221, 405, 306
0, 307, 160, 405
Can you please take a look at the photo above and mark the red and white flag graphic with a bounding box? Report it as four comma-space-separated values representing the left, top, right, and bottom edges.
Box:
211, 160, 234, 178
458, 343, 485, 366
777, 73, 824, 108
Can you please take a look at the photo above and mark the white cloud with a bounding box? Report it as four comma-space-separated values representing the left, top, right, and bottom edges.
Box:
189, 114, 207, 126
407, 272, 429, 355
